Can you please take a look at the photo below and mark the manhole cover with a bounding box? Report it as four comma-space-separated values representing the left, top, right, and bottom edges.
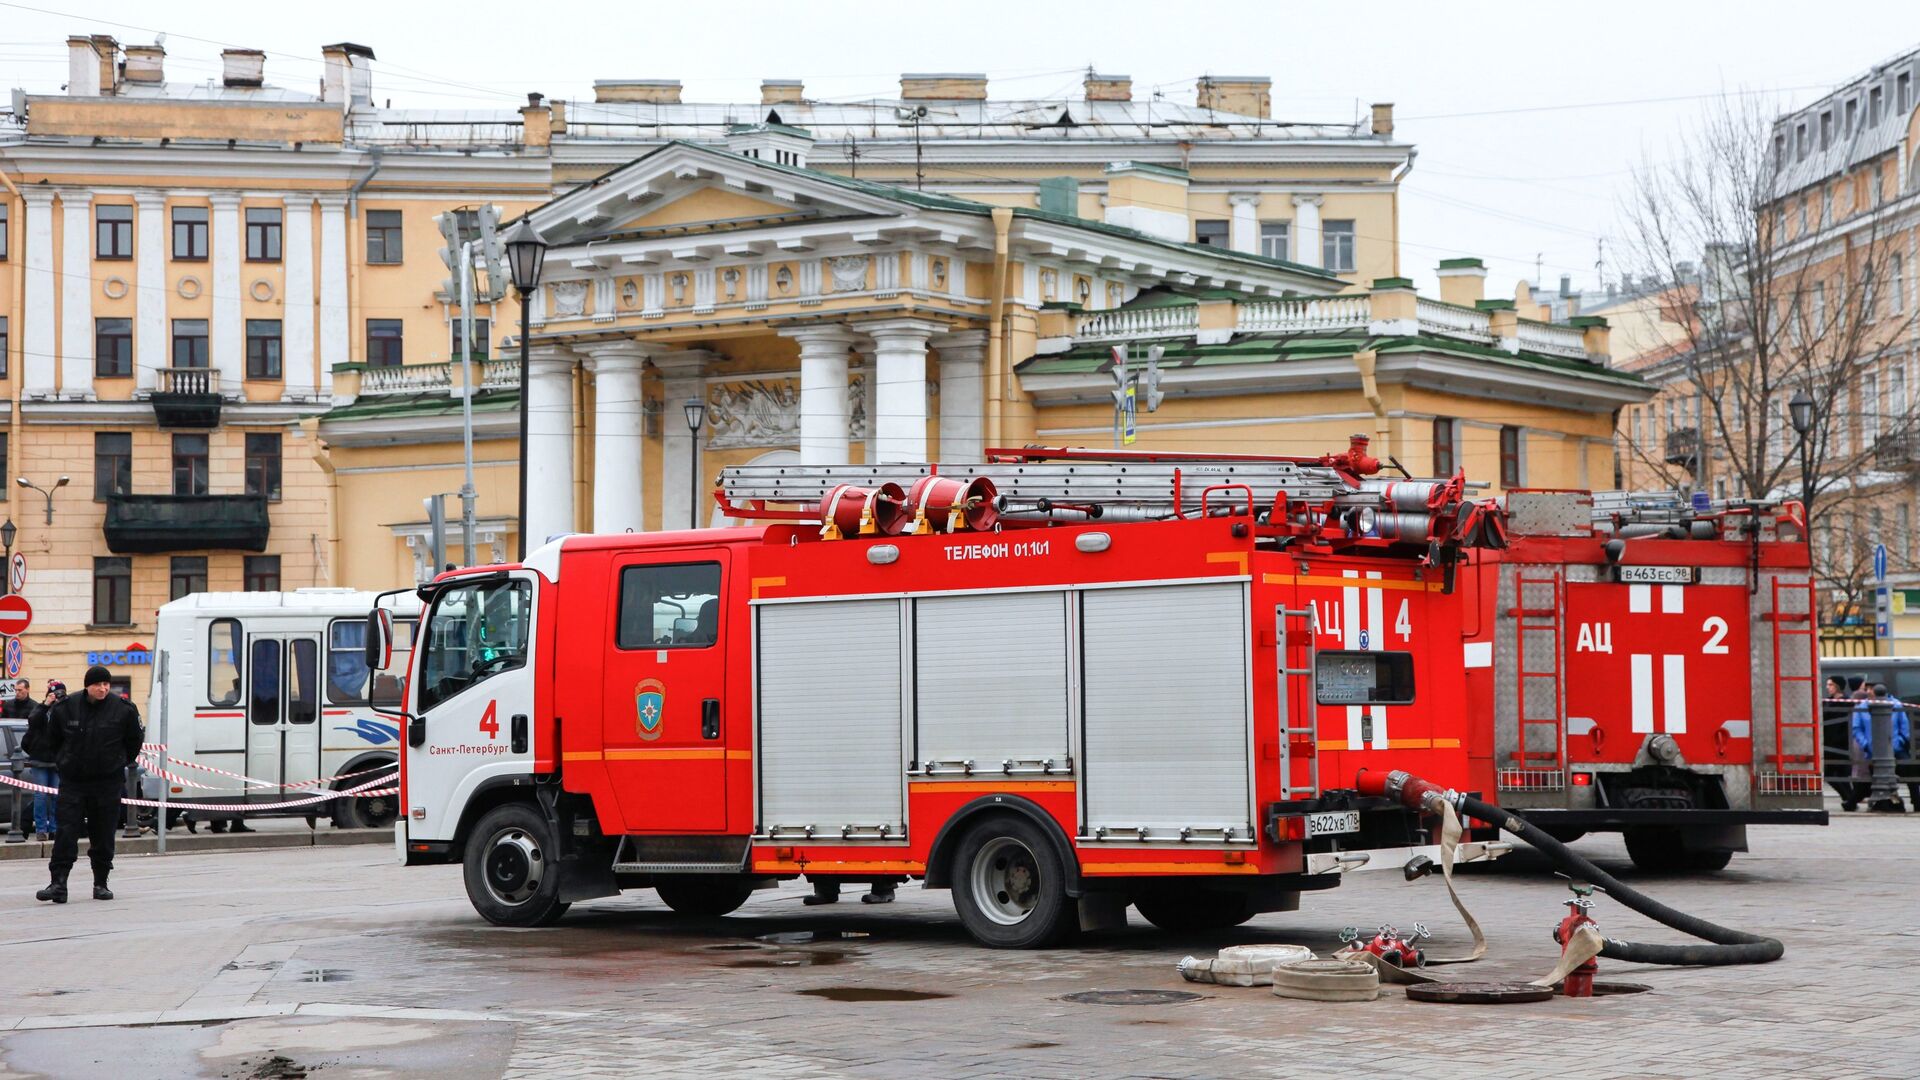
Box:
1405, 981, 1554, 1005
1062, 989, 1204, 1006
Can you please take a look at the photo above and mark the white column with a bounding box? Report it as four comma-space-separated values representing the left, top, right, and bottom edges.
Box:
209, 192, 244, 394
59, 190, 94, 398
133, 192, 167, 394
930, 329, 987, 461
524, 346, 579, 547
317, 196, 350, 371
582, 341, 652, 534
655, 350, 712, 530
779, 325, 858, 465
21, 189, 57, 397
1229, 192, 1262, 255
854, 318, 942, 463
1291, 194, 1324, 269
282, 194, 317, 400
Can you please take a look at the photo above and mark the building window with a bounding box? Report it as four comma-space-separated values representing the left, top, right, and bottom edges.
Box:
172, 319, 210, 368
172, 433, 209, 496
1499, 426, 1523, 487
1431, 417, 1457, 476
451, 318, 490, 362
0, 202, 7, 259
1862, 373, 1880, 446
1845, 98, 1857, 136
96, 204, 133, 259
0, 315, 10, 379
244, 555, 281, 593
367, 320, 404, 366
246, 433, 282, 501
1901, 72, 1913, 114
1893, 253, 1906, 314
94, 317, 133, 377
1322, 220, 1356, 272
245, 207, 282, 261
94, 432, 132, 499
1259, 222, 1290, 261
1871, 86, 1885, 126
93, 557, 132, 625
1773, 133, 1786, 168
1193, 220, 1229, 248
170, 556, 208, 601
1819, 110, 1832, 150
0, 433, 6, 492
1795, 122, 1808, 160
172, 205, 208, 260
245, 319, 283, 379
366, 209, 403, 264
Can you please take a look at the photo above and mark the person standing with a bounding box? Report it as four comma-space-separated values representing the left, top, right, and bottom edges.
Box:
33, 667, 142, 903
21, 680, 65, 840
2, 678, 34, 719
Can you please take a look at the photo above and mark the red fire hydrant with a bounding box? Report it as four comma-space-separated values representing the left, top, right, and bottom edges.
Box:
1553, 892, 1600, 997
1339, 923, 1430, 968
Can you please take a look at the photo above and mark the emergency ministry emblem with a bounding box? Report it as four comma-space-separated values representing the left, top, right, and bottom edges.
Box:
635, 679, 666, 741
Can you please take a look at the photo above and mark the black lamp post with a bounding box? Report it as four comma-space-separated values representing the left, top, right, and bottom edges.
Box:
0, 518, 14, 599
1788, 388, 1815, 511
502, 219, 548, 559
684, 398, 707, 530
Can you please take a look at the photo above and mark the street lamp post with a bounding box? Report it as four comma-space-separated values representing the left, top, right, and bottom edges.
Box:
684, 399, 707, 530
502, 219, 549, 560
1, 517, 18, 845
1788, 389, 1815, 511
14, 476, 70, 526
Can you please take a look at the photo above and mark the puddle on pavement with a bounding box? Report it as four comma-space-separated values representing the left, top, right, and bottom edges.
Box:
795, 987, 951, 1003
1015, 1041, 1060, 1050
295, 968, 351, 983
756, 931, 870, 945
698, 943, 765, 952
727, 950, 853, 969
1587, 981, 1653, 996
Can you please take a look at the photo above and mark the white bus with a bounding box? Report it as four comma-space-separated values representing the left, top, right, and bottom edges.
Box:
146, 589, 418, 828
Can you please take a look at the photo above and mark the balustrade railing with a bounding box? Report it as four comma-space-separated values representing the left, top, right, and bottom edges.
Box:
1235, 295, 1370, 333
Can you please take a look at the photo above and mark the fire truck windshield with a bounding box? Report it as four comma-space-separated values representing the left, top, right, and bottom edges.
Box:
418, 578, 532, 712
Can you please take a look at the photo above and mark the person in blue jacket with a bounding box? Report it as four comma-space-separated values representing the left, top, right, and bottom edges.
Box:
1852, 684, 1913, 810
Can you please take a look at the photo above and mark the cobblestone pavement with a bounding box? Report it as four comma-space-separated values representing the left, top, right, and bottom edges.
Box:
0, 806, 1912, 1079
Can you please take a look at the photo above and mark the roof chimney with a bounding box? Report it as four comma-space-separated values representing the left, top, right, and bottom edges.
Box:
1370, 102, 1394, 136
900, 73, 987, 101
761, 79, 804, 105
1436, 258, 1487, 308
319, 43, 376, 106
1195, 76, 1270, 119
1084, 72, 1131, 102
594, 79, 682, 104
1558, 274, 1572, 298
66, 35, 103, 96
221, 48, 265, 88
91, 35, 121, 94
123, 42, 165, 84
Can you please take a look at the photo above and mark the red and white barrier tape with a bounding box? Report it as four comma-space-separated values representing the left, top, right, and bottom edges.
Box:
135, 752, 395, 792
0, 769, 395, 813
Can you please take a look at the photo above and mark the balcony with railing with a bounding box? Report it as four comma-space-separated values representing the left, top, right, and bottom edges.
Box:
151, 366, 223, 428
354, 357, 522, 397
1415, 298, 1494, 343
1664, 427, 1700, 468
103, 493, 271, 554
1516, 319, 1590, 360
1873, 431, 1920, 470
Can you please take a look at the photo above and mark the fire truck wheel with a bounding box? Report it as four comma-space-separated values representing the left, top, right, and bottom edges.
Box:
654, 877, 755, 918
1132, 890, 1256, 932
1623, 828, 1732, 873
951, 816, 1073, 949
464, 803, 571, 927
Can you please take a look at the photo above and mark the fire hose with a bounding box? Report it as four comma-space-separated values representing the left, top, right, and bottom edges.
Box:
1357, 768, 1784, 966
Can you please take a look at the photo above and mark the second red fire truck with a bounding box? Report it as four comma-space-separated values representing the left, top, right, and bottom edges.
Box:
366, 439, 1823, 946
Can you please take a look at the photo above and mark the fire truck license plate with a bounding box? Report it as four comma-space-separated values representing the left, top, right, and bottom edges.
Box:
1613, 564, 1697, 584
1307, 811, 1360, 837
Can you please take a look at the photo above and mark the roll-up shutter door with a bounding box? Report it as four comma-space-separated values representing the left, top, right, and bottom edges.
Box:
915, 591, 1070, 767
1082, 582, 1251, 838
756, 599, 904, 834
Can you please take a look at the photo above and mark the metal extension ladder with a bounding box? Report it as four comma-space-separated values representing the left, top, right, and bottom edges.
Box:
1275, 604, 1321, 798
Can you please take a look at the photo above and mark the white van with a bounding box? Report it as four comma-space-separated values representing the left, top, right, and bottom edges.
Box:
146, 588, 418, 827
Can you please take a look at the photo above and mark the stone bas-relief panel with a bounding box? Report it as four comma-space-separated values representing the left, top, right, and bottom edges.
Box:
705, 375, 868, 449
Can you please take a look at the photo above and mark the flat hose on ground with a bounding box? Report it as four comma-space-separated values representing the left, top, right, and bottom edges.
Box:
1356, 769, 1785, 966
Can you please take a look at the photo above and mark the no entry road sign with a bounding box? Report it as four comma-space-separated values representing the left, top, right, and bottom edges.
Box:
0, 594, 32, 637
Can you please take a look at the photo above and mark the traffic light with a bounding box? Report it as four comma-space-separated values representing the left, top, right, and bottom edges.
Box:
434, 211, 463, 300
1143, 345, 1165, 412
475, 204, 507, 302
1109, 345, 1130, 409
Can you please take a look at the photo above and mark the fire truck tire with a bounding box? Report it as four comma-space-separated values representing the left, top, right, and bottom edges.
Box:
463, 803, 571, 927
950, 816, 1074, 949
1132, 891, 1257, 932
654, 877, 755, 918
1624, 828, 1731, 873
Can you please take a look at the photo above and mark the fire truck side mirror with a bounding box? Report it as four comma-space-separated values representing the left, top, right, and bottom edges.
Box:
365, 608, 395, 672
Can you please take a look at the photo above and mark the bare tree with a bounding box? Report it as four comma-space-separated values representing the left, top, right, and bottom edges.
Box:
1619, 90, 1920, 597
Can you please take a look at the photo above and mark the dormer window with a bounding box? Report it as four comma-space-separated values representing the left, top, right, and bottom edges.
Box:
1819, 110, 1833, 150
1871, 86, 1884, 125
1796, 122, 1809, 160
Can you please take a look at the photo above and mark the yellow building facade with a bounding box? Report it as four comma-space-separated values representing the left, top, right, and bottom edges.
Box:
1, 35, 1644, 698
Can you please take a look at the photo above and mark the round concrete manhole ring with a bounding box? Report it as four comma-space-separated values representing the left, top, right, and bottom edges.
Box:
1062, 989, 1205, 1006
1405, 981, 1555, 1005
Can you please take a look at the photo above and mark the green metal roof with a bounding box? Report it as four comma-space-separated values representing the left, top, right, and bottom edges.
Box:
321, 389, 522, 423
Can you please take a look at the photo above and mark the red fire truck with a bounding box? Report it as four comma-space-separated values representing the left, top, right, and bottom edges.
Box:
373, 440, 1821, 946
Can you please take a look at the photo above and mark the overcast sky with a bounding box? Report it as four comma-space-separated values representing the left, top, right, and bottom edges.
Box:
6, 0, 1918, 295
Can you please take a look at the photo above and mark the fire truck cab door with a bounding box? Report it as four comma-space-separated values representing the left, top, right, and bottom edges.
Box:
603, 551, 731, 833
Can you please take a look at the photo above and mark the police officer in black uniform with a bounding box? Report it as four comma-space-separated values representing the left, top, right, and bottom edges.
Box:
34, 665, 142, 903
